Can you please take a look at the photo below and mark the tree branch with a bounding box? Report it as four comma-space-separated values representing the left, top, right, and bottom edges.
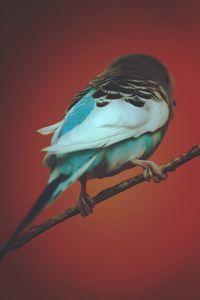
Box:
1, 144, 200, 255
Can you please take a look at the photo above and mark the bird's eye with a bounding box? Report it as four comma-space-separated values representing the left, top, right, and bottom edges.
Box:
125, 99, 145, 107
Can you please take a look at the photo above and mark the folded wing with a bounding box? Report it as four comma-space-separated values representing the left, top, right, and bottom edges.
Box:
40, 86, 169, 155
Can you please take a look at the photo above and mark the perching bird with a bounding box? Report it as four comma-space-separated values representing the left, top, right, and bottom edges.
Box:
2, 54, 175, 256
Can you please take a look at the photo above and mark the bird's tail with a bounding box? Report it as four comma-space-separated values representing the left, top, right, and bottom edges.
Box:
0, 155, 97, 261
0, 174, 68, 261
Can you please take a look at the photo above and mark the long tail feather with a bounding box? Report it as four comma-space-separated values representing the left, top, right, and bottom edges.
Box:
1, 155, 97, 261
0, 174, 67, 261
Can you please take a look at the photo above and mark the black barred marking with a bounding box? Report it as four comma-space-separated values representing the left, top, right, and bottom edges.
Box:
93, 89, 106, 98
68, 69, 168, 111
106, 93, 122, 99
96, 101, 109, 107
118, 86, 134, 94
138, 90, 152, 95
157, 89, 167, 101
93, 78, 166, 108
125, 98, 145, 107
131, 91, 151, 99
102, 81, 118, 91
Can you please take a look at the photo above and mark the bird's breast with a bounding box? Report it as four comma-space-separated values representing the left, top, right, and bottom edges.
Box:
88, 127, 166, 179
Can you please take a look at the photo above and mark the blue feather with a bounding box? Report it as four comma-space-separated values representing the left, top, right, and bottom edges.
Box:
57, 89, 95, 139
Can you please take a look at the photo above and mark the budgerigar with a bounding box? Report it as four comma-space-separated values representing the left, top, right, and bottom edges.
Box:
3, 54, 175, 255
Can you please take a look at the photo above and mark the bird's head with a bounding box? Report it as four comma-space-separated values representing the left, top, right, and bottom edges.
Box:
108, 54, 175, 114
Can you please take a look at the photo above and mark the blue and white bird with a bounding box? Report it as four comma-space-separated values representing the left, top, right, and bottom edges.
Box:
4, 54, 175, 250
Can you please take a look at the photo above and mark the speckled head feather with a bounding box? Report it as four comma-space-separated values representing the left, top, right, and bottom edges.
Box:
107, 54, 173, 94
69, 54, 175, 112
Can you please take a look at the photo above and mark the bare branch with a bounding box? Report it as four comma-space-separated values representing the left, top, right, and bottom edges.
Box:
1, 144, 200, 255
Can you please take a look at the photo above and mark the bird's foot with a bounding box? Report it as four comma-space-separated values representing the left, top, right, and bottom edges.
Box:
77, 193, 95, 217
134, 159, 167, 183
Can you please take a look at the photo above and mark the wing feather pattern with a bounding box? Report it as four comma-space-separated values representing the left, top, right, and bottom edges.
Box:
41, 82, 169, 154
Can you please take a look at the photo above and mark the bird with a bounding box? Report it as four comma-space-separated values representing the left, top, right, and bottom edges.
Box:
2, 53, 175, 257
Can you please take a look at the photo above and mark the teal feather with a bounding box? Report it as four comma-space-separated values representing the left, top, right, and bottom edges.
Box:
56, 89, 95, 140
50, 125, 166, 183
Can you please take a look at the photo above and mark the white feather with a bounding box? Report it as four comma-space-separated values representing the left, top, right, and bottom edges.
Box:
44, 99, 169, 154
37, 121, 62, 135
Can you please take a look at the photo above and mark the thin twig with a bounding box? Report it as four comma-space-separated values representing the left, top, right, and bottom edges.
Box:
1, 144, 200, 254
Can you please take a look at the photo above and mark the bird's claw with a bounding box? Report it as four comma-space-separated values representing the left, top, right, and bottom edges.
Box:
77, 195, 95, 217
143, 161, 167, 183
134, 159, 167, 183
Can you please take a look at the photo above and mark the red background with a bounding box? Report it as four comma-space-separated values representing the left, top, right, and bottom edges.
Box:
1, 1, 200, 299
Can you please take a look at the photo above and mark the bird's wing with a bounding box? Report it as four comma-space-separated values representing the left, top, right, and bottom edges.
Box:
40, 80, 169, 154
